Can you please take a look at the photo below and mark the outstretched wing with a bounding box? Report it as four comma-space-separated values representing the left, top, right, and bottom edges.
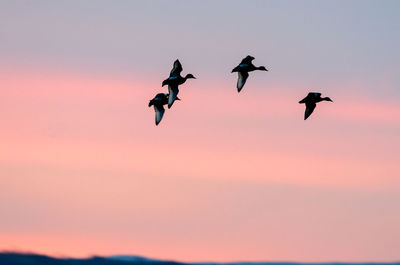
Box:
240, 56, 255, 65
168, 85, 179, 109
237, 71, 249, 92
299, 92, 321, 103
309, 92, 321, 98
154, 105, 165, 125
304, 102, 316, 120
170, 59, 183, 77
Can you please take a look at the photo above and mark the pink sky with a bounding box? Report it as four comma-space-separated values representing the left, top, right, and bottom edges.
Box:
1, 66, 399, 262
1, 0, 400, 262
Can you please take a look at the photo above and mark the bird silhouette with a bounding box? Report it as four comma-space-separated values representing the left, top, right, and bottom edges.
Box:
231, 55, 268, 92
148, 93, 180, 125
299, 92, 333, 120
162, 59, 195, 108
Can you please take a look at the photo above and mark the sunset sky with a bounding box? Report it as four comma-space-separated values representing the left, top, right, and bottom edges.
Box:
1, 0, 400, 262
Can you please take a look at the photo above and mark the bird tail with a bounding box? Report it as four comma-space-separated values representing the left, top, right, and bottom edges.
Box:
231, 66, 240, 73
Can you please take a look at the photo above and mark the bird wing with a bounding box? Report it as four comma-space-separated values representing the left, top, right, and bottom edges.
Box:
240, 56, 254, 65
309, 92, 321, 98
168, 85, 179, 109
170, 60, 183, 76
237, 71, 249, 92
304, 102, 316, 120
154, 105, 165, 125
299, 92, 321, 103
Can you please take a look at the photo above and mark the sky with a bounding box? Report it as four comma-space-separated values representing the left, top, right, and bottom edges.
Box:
1, 0, 400, 262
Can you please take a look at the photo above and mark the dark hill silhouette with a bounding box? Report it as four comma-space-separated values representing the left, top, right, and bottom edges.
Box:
0, 252, 184, 265
0, 252, 399, 265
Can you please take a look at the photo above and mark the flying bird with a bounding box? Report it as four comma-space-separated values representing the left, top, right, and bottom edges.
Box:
299, 92, 333, 120
231, 55, 268, 92
162, 59, 196, 108
148, 93, 180, 125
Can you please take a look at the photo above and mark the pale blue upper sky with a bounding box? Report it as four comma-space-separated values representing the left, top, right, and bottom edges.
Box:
1, 0, 400, 99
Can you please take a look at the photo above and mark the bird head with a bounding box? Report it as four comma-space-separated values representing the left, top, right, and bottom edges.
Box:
185, 74, 196, 79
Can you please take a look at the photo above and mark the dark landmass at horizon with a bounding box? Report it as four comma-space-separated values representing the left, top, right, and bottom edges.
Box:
1, 252, 399, 265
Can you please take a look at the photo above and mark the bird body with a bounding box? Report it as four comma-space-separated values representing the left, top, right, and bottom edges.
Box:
299, 92, 333, 120
148, 93, 181, 125
148, 93, 169, 125
162, 59, 195, 108
232, 55, 268, 92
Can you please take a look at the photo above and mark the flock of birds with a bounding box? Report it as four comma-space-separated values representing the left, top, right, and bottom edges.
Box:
149, 55, 333, 125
